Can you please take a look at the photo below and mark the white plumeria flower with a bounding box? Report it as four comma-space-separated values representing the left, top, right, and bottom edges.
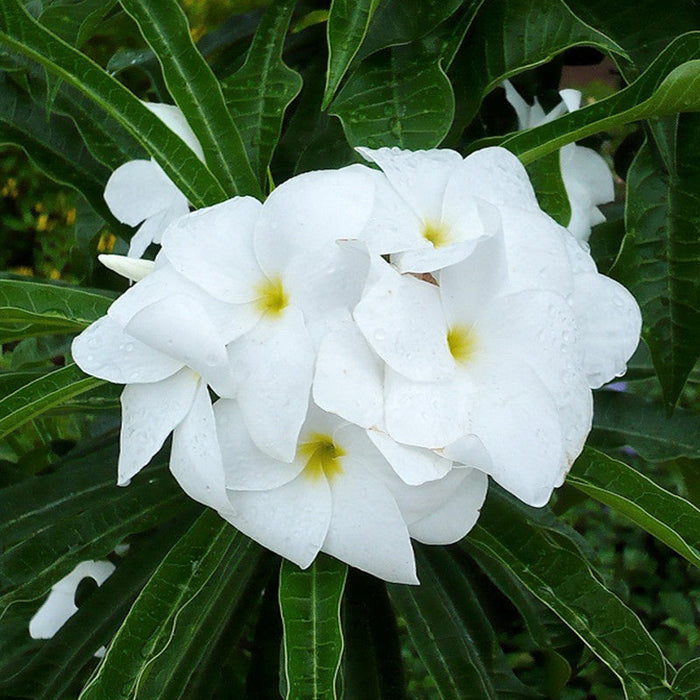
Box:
354, 146, 521, 273
29, 560, 115, 639
503, 80, 615, 242
104, 103, 204, 258
72, 258, 248, 515
160, 170, 374, 463
214, 400, 488, 584
321, 223, 640, 507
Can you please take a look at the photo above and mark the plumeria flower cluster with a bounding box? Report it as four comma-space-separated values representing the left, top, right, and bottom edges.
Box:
72, 105, 641, 584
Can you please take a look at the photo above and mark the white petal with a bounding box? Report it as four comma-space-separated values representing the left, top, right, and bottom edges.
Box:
354, 262, 454, 381
444, 146, 540, 213
229, 308, 314, 462
104, 160, 180, 226
215, 399, 306, 490
440, 433, 492, 471
125, 295, 234, 396
407, 468, 488, 544
573, 273, 642, 388
161, 197, 264, 303
284, 238, 370, 323
470, 358, 566, 507
559, 89, 582, 113
313, 322, 384, 430
323, 462, 418, 584
384, 369, 474, 449
72, 316, 182, 384
226, 473, 332, 569
500, 207, 573, 296
118, 368, 199, 484
356, 146, 462, 224
143, 102, 204, 160
29, 560, 115, 639
127, 199, 189, 258
502, 80, 532, 130
170, 383, 235, 516
254, 165, 376, 278
392, 238, 483, 274
99, 254, 155, 282
477, 290, 592, 463
366, 429, 453, 485
561, 144, 615, 242
438, 231, 507, 325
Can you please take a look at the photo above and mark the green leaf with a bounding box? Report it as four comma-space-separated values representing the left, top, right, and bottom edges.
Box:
222, 0, 302, 183
80, 511, 264, 700
0, 364, 104, 440
118, 0, 262, 199
332, 43, 454, 149
0, 0, 228, 208
612, 125, 700, 409
464, 488, 668, 699
591, 391, 700, 461
0, 467, 189, 617
492, 33, 700, 165
568, 447, 700, 570
38, 0, 117, 48
342, 570, 405, 700
389, 545, 539, 699
0, 278, 113, 343
322, 0, 379, 110
0, 518, 195, 700
448, 0, 626, 136
0, 73, 115, 221
279, 555, 347, 700
673, 659, 700, 697
526, 150, 571, 226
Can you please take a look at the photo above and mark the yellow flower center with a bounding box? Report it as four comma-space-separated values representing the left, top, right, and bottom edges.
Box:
447, 325, 477, 363
421, 221, 451, 248
255, 276, 288, 316
299, 433, 344, 482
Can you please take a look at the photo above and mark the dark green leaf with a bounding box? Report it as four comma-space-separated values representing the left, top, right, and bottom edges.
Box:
0, 73, 115, 221
0, 0, 228, 207
79, 511, 263, 700
279, 555, 347, 700
449, 0, 626, 136
0, 518, 196, 700
464, 488, 668, 699
332, 43, 454, 149
526, 150, 571, 226
673, 659, 700, 697
322, 0, 379, 109
568, 447, 700, 570
342, 570, 405, 700
38, 0, 117, 48
222, 0, 302, 183
0, 364, 103, 440
389, 546, 539, 699
491, 33, 700, 165
0, 468, 189, 616
612, 123, 700, 409
0, 278, 113, 343
591, 391, 700, 461
119, 0, 262, 199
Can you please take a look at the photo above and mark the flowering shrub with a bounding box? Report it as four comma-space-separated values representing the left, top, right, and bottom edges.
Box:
0, 1, 698, 698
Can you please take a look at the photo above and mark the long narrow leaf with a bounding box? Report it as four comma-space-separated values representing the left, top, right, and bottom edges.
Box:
0, 0, 227, 207
118, 0, 261, 198
0, 364, 103, 440
78, 512, 262, 700
568, 448, 700, 569
279, 555, 347, 700
464, 488, 668, 699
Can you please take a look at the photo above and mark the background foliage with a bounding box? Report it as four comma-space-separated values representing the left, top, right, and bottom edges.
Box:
0, 0, 698, 698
